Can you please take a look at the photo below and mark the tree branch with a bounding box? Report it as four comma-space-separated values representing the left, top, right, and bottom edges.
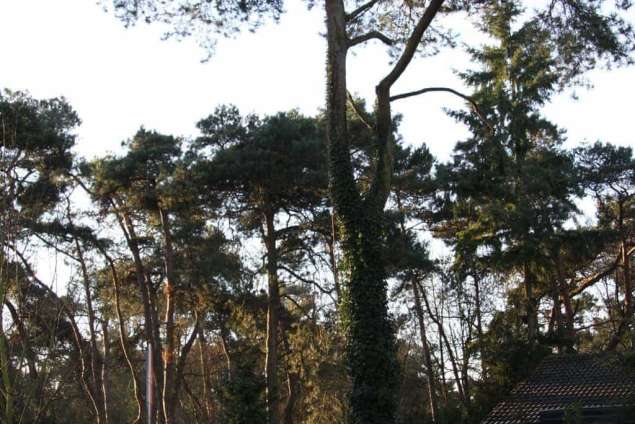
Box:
378, 0, 445, 90
280, 294, 313, 322
364, 0, 445, 211
390, 86, 493, 134
278, 264, 336, 299
349, 31, 394, 47
345, 0, 380, 23
347, 91, 375, 129
570, 258, 619, 297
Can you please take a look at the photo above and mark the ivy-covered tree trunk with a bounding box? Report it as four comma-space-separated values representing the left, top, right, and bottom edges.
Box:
325, 1, 398, 423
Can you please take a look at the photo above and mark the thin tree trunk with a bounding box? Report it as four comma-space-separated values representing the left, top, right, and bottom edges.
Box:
4, 300, 37, 383
524, 263, 538, 344
555, 252, 575, 351
101, 320, 111, 424
473, 274, 486, 377
264, 207, 281, 424
159, 208, 177, 424
197, 327, 212, 421
99, 248, 144, 423
13, 248, 101, 421
421, 290, 467, 408
0, 302, 13, 424
219, 320, 233, 382
438, 339, 449, 406
120, 210, 161, 424
550, 279, 563, 353
607, 241, 633, 351
412, 279, 439, 424
173, 319, 199, 420
73, 234, 106, 422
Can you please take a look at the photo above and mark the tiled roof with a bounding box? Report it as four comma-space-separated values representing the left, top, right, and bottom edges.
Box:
482, 353, 635, 423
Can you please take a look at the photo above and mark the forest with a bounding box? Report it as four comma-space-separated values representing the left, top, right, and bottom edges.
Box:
1, 0, 634, 423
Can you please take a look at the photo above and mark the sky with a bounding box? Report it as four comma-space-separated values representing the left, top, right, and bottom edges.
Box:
1, 0, 634, 283
2, 0, 633, 163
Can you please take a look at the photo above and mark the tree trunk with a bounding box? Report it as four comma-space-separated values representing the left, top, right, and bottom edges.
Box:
524, 263, 538, 343
327, 210, 341, 302
264, 207, 281, 424
412, 279, 439, 424
421, 291, 467, 409
197, 327, 212, 421
120, 210, 161, 424
173, 319, 199, 421
473, 274, 486, 378
159, 208, 177, 424
101, 320, 111, 424
607, 240, 633, 351
555, 252, 575, 351
74, 235, 106, 423
325, 1, 398, 423
100, 249, 144, 423
13, 248, 102, 422
0, 302, 13, 424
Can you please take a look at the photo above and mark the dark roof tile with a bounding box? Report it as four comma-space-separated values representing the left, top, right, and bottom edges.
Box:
482, 353, 635, 423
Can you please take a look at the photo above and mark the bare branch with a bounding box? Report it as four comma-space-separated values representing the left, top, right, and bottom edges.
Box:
278, 264, 336, 299
378, 0, 445, 90
349, 31, 394, 47
390, 86, 493, 133
570, 258, 619, 297
364, 0, 445, 211
347, 91, 375, 130
281, 294, 313, 321
345, 0, 380, 23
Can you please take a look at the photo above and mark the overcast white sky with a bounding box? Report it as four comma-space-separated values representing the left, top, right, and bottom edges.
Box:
2, 0, 633, 164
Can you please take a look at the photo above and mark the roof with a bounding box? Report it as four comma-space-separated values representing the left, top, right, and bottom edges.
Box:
482, 353, 635, 423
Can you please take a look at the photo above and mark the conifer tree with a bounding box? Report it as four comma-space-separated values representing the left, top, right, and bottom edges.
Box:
433, 2, 580, 344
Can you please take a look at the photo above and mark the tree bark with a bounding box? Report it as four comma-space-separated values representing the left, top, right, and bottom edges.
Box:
120, 210, 161, 424
524, 263, 538, 344
264, 207, 281, 424
73, 234, 106, 423
325, 2, 399, 423
197, 326, 213, 420
421, 290, 467, 409
99, 248, 144, 423
323, 1, 446, 422
412, 279, 439, 424
473, 274, 486, 376
159, 208, 177, 424
607, 241, 633, 351
555, 252, 575, 351
101, 320, 111, 424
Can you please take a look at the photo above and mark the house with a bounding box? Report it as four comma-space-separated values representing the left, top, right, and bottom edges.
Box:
482, 353, 635, 423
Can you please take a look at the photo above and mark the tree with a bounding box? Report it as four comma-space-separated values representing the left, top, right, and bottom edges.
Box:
576, 142, 635, 350
193, 107, 327, 424
101, 1, 635, 422
87, 129, 217, 423
432, 2, 583, 345
0, 90, 79, 424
